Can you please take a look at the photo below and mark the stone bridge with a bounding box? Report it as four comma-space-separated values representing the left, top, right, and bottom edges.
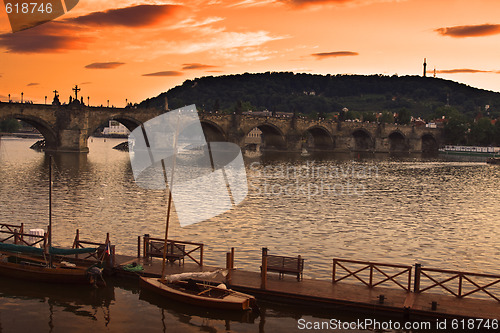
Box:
0, 102, 442, 153
200, 114, 442, 154
0, 102, 162, 152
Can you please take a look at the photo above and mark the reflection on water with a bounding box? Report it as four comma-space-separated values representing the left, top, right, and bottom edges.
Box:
1, 137, 500, 276
0, 137, 500, 331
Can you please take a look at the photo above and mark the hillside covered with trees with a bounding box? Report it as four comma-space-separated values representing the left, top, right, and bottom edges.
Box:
139, 72, 500, 145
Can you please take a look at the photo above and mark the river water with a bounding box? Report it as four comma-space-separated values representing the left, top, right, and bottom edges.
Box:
0, 137, 499, 332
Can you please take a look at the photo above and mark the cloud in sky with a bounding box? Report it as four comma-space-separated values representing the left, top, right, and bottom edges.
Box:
156, 30, 287, 55
435, 24, 500, 38
312, 51, 359, 58
142, 71, 184, 77
85, 62, 125, 69
170, 16, 225, 30
0, 4, 183, 53
65, 4, 183, 28
279, 0, 403, 8
0, 22, 88, 53
182, 63, 217, 70
229, 0, 281, 8
27, 83, 39, 86
436, 68, 500, 74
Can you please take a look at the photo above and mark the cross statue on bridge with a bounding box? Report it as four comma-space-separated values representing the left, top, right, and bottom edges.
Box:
52, 89, 61, 105
72, 85, 81, 101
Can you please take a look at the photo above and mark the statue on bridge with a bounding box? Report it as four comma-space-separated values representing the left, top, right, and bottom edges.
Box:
68, 85, 82, 105
52, 90, 61, 105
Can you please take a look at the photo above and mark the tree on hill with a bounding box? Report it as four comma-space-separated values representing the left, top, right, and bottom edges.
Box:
396, 108, 411, 125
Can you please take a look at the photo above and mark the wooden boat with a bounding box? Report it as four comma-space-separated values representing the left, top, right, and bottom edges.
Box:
140, 276, 256, 311
0, 157, 102, 285
0, 251, 98, 284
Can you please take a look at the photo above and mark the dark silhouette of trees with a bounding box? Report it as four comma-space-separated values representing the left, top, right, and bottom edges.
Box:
138, 72, 500, 145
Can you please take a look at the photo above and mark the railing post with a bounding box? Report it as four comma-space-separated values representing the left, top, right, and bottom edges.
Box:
200, 244, 204, 266
72, 229, 80, 248
137, 236, 141, 258
144, 234, 150, 260
408, 267, 412, 292
104, 233, 113, 268
20, 223, 24, 243
369, 264, 373, 287
13, 229, 18, 245
231, 247, 235, 271
226, 252, 232, 285
458, 273, 463, 297
414, 263, 421, 293
332, 259, 336, 284
261, 247, 268, 289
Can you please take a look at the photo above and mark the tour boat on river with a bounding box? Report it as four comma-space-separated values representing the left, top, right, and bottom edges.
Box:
438, 145, 500, 157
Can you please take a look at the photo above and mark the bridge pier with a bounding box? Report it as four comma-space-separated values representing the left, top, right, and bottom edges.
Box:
375, 137, 389, 153
54, 129, 89, 153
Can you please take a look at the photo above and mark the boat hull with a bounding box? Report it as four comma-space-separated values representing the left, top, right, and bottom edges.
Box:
140, 276, 255, 311
0, 253, 92, 284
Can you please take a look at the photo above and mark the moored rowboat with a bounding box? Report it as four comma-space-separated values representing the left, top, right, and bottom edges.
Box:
0, 251, 100, 284
140, 276, 256, 311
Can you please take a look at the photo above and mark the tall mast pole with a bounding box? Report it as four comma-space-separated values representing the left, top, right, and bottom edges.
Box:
48, 155, 53, 266
160, 114, 181, 281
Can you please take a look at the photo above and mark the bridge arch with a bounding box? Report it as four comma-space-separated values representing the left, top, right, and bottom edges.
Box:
388, 130, 409, 152
199, 120, 227, 142
246, 123, 287, 150
0, 114, 58, 149
421, 133, 438, 153
89, 115, 142, 137
304, 126, 334, 150
352, 128, 374, 151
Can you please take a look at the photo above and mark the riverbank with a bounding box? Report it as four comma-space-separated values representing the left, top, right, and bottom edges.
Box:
0, 132, 43, 139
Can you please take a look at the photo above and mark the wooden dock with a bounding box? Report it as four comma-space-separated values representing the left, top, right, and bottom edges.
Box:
2, 224, 499, 321
113, 254, 500, 321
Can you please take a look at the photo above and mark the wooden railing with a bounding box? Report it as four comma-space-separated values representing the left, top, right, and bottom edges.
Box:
415, 264, 500, 302
0, 223, 24, 243
0, 223, 46, 247
332, 258, 413, 292
141, 234, 204, 266
72, 229, 115, 266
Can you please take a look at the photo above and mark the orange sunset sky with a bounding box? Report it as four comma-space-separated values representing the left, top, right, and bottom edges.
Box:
1, 0, 500, 107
